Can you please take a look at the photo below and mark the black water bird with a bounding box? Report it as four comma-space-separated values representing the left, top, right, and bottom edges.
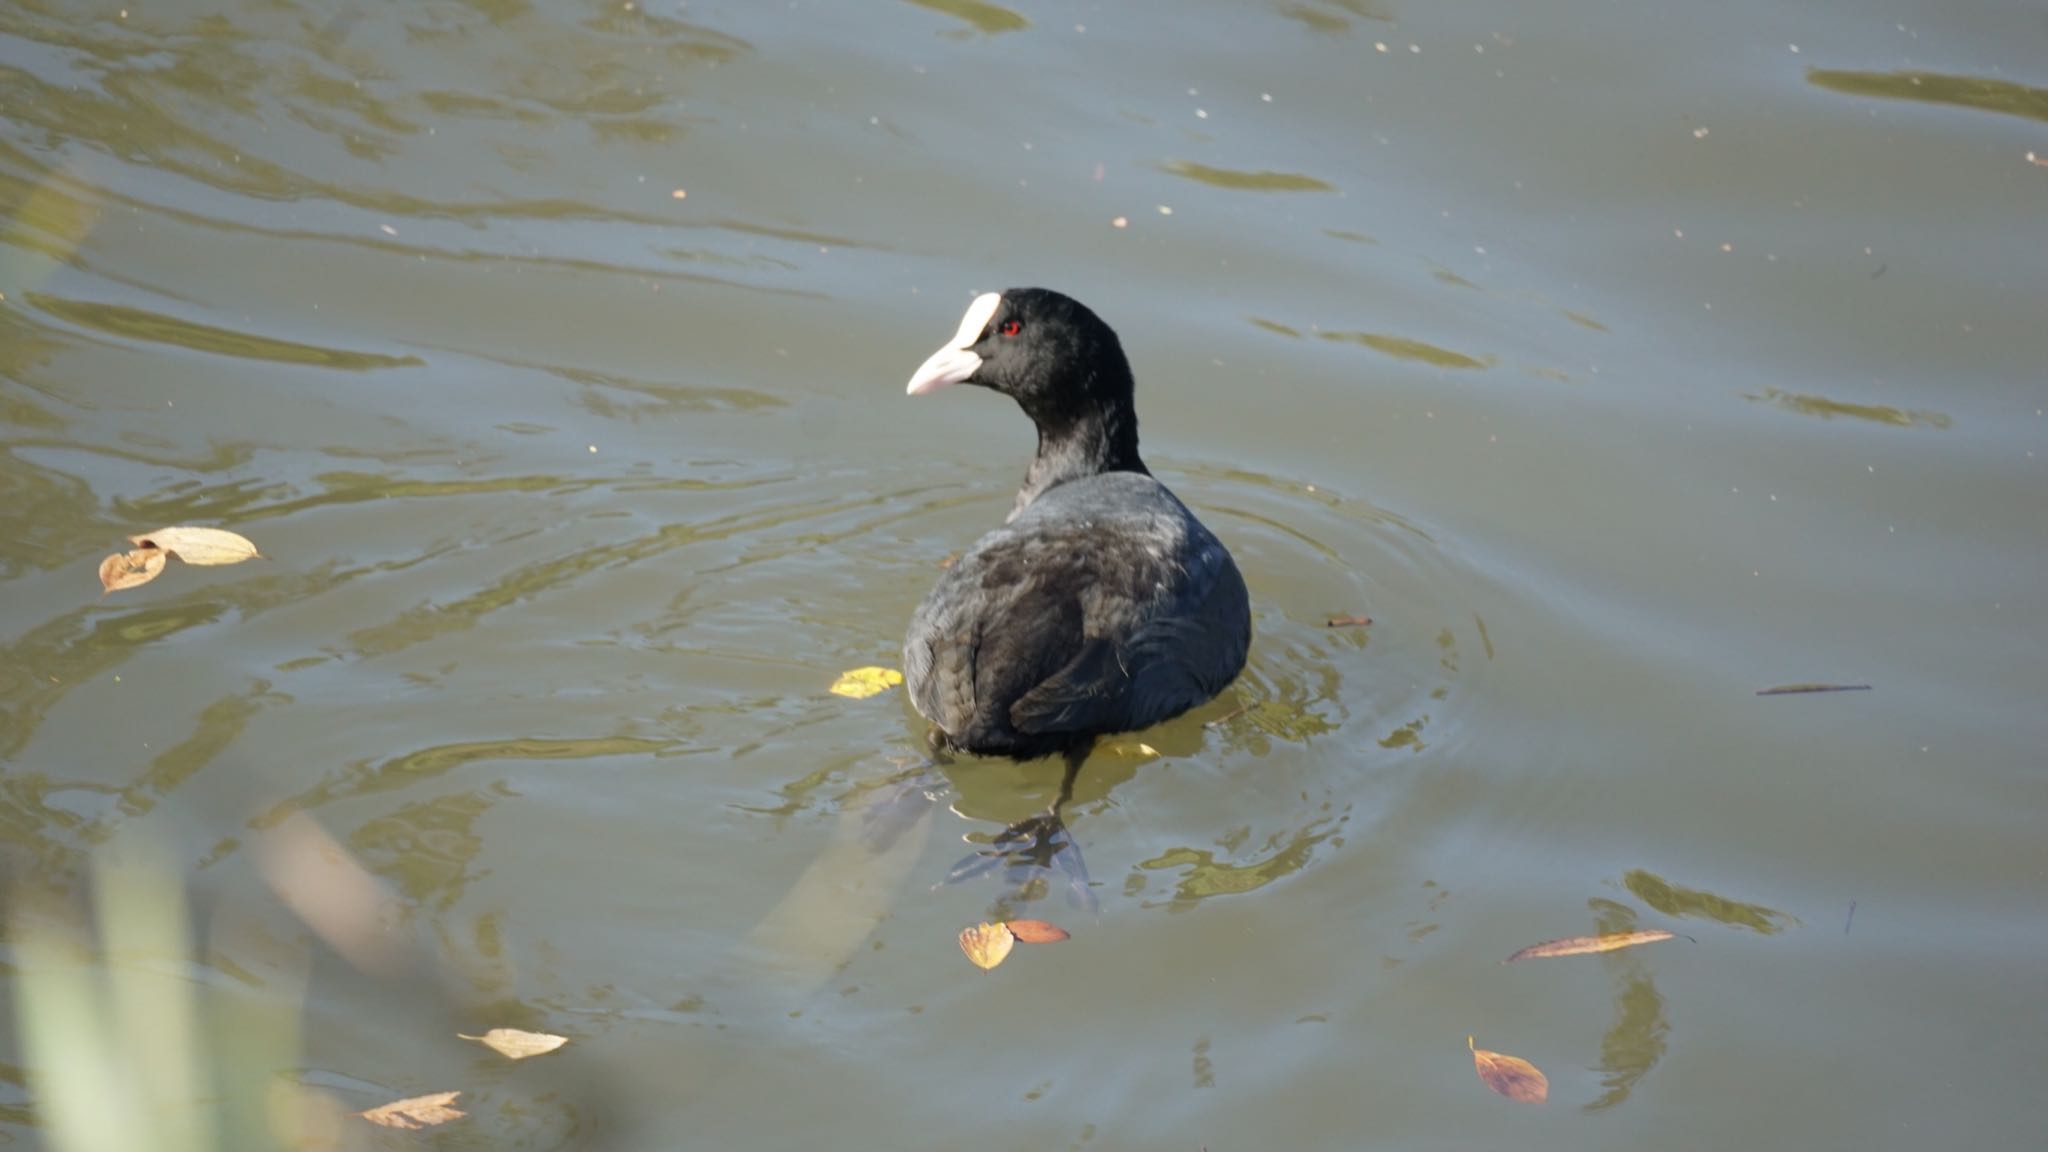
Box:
900, 288, 1251, 899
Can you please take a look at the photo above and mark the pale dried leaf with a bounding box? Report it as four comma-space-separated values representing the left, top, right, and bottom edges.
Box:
958, 921, 1015, 970
829, 666, 903, 699
359, 1091, 464, 1130
1005, 919, 1070, 944
98, 546, 166, 593
457, 1028, 568, 1060
1469, 1036, 1547, 1103
1505, 929, 1676, 962
129, 525, 261, 566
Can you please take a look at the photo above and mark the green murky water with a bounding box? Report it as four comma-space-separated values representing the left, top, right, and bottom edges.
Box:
2, 1, 2045, 1148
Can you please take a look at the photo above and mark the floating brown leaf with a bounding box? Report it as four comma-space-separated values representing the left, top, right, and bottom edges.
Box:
958, 921, 1015, 970
1325, 614, 1373, 627
98, 546, 166, 593
1469, 1036, 1547, 1103
129, 525, 262, 566
1504, 929, 1676, 963
360, 1091, 465, 1130
458, 1027, 568, 1060
1005, 919, 1070, 944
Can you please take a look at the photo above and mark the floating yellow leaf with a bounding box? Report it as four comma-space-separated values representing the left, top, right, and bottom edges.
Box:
457, 1028, 568, 1060
958, 921, 1015, 970
129, 525, 262, 566
829, 666, 903, 699
1005, 919, 1070, 944
359, 1091, 465, 1130
98, 546, 166, 593
1505, 929, 1676, 962
1469, 1036, 1547, 1103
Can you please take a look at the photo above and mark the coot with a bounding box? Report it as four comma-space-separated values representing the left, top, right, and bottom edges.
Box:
901, 288, 1251, 889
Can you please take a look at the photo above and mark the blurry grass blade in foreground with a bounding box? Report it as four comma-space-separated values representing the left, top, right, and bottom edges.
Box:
13, 845, 217, 1152
13, 843, 319, 1151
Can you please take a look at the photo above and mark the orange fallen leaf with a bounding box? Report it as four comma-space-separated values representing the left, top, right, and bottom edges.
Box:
129, 525, 261, 566
98, 546, 166, 593
458, 1027, 568, 1060
359, 1091, 465, 1130
1469, 1036, 1547, 1103
958, 921, 1015, 970
1504, 929, 1676, 962
1005, 919, 1070, 944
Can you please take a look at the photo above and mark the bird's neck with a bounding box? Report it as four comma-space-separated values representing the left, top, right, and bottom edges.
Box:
1011, 404, 1147, 519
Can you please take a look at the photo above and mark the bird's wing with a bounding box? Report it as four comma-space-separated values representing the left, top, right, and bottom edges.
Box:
1009, 529, 1248, 737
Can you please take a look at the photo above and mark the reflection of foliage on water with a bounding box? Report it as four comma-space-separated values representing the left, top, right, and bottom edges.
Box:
0, 600, 231, 761
0, 2, 751, 219
902, 0, 1030, 36
347, 487, 865, 658
1323, 229, 1377, 245
548, 364, 789, 421
1808, 69, 2048, 126
1242, 695, 1339, 744
349, 786, 506, 912
1274, 0, 1393, 35
252, 735, 669, 831
1624, 869, 1794, 934
26, 294, 422, 371
1137, 808, 1347, 911
1584, 898, 1669, 1112
108, 682, 288, 829
1319, 330, 1493, 370
1162, 161, 1336, 193
1744, 387, 1950, 430
1215, 629, 1348, 756
1377, 715, 1427, 752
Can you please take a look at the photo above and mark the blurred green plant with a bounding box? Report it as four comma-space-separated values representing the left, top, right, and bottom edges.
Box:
9, 842, 322, 1151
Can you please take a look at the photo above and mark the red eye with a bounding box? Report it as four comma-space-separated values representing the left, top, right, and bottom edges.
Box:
999, 320, 1022, 337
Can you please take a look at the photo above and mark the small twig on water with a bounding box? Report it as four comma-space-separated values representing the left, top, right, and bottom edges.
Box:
1843, 900, 1857, 935
1203, 704, 1251, 730
1756, 683, 1872, 696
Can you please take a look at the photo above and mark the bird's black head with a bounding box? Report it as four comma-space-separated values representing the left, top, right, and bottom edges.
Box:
905, 288, 1136, 433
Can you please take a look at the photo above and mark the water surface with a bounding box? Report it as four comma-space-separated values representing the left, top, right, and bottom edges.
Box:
2, 1, 2045, 1149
